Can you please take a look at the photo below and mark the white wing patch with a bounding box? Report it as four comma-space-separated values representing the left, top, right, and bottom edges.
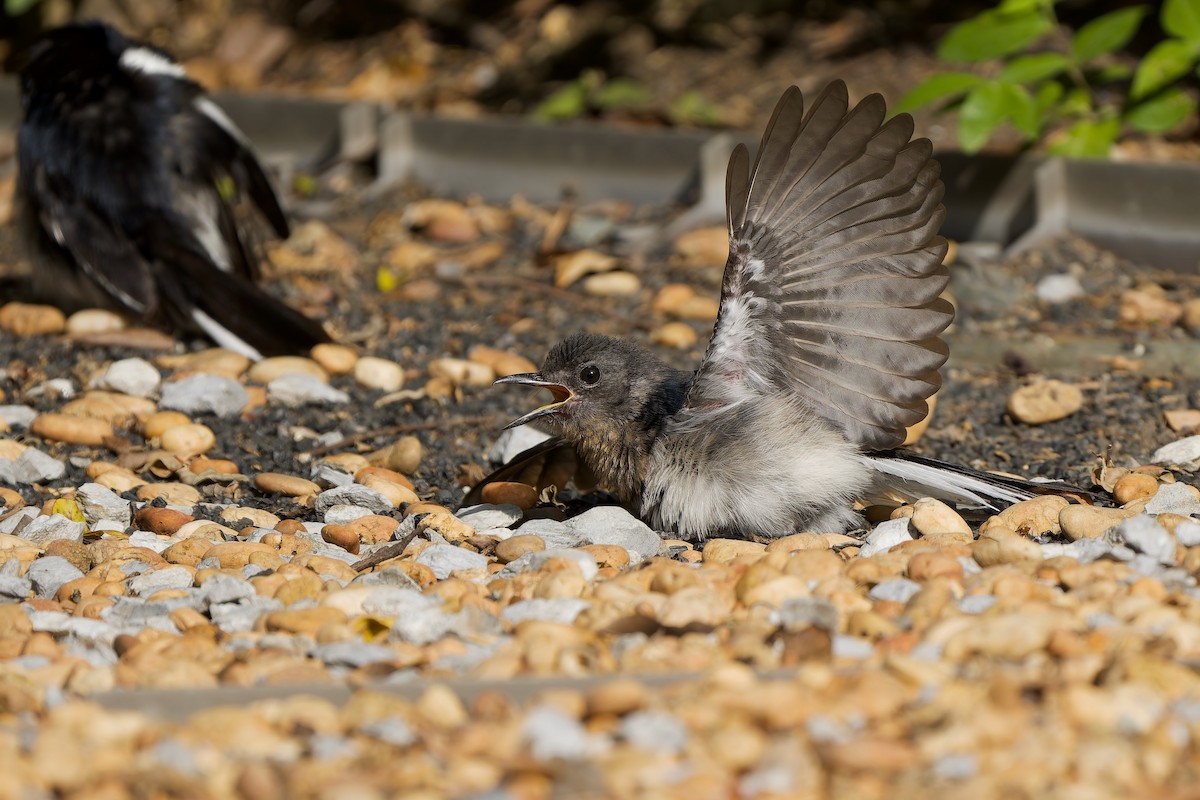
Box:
194, 97, 250, 145
190, 308, 264, 361
119, 47, 186, 79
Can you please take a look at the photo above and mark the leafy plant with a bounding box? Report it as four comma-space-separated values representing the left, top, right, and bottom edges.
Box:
532, 71, 652, 121
898, 0, 1200, 157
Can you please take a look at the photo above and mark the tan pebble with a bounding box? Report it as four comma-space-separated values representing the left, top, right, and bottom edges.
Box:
92, 467, 144, 494
972, 526, 1042, 566
739, 574, 810, 607
417, 684, 469, 729
247, 356, 328, 385
160, 423, 215, 456
906, 551, 964, 582
428, 358, 494, 387
534, 569, 587, 599
134, 507, 194, 535
494, 534, 545, 563
367, 436, 422, 474
354, 466, 414, 490
174, 520, 237, 540
310, 343, 358, 375
263, 607, 346, 636
824, 737, 918, 772
56, 575, 100, 602
1164, 409, 1200, 433
321, 525, 360, 555
582, 271, 640, 297
649, 321, 699, 350
0, 302, 66, 335
784, 550, 844, 582
291, 554, 358, 582
651, 284, 695, 315
404, 501, 448, 519
359, 474, 420, 507
0, 440, 27, 459
142, 410, 192, 438
162, 538, 215, 567
0, 487, 23, 510
321, 453, 371, 474
579, 544, 629, 569
903, 392, 938, 446
657, 585, 734, 628
586, 679, 649, 716
553, 249, 619, 288
765, 532, 831, 553
675, 295, 720, 321
466, 345, 536, 378
220, 506, 281, 530
200, 542, 284, 570
702, 538, 766, 563
1183, 297, 1200, 334
65, 308, 126, 335
1114, 472, 1160, 505
982, 495, 1069, 537
353, 356, 405, 392
251, 472, 318, 498
341, 514, 401, 545
275, 573, 325, 605
1059, 504, 1136, 541
1006, 379, 1083, 424
1119, 284, 1183, 327
188, 457, 239, 475
910, 497, 971, 537
416, 510, 475, 543
30, 413, 113, 446
480, 481, 538, 510
674, 225, 728, 267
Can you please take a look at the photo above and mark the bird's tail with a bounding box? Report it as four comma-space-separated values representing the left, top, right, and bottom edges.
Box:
863, 450, 1100, 511
148, 231, 330, 360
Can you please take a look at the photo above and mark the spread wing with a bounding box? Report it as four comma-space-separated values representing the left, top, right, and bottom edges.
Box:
681, 81, 951, 451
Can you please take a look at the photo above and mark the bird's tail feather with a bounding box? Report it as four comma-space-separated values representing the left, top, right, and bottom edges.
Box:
864, 450, 1098, 511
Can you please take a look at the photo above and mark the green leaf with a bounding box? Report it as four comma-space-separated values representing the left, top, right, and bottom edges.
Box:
1071, 6, 1147, 63
1126, 87, 1198, 132
669, 91, 721, 126
595, 79, 651, 110
998, 83, 1040, 137
5, 0, 41, 13
998, 0, 1044, 12
1163, 0, 1200, 41
1034, 81, 1064, 115
938, 9, 1054, 63
958, 83, 1009, 152
532, 82, 588, 121
894, 73, 985, 113
1093, 63, 1134, 81
1049, 118, 1120, 157
1131, 39, 1199, 98
999, 53, 1070, 83
1060, 87, 1093, 115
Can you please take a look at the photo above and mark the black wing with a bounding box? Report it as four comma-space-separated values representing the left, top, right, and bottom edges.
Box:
681, 82, 951, 451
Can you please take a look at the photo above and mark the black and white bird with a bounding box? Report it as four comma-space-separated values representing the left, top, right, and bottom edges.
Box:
483, 81, 1083, 539
15, 21, 330, 359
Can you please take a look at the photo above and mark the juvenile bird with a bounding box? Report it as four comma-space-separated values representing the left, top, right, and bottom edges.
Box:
490, 81, 1070, 539
15, 21, 330, 359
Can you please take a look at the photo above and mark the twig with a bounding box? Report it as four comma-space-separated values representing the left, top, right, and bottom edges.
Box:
351, 525, 421, 572
300, 413, 498, 458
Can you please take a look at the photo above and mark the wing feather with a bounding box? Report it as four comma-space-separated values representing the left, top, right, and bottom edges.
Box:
680, 81, 951, 450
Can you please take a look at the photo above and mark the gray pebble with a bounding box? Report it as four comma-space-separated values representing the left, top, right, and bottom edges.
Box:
198, 573, 256, 606
619, 710, 688, 755
500, 548, 598, 582
0, 507, 39, 534
1034, 273, 1084, 304
27, 609, 72, 633
867, 577, 922, 604
160, 374, 249, 417
501, 598, 590, 625
358, 718, 416, 747
831, 634, 875, 659
522, 705, 607, 761
105, 599, 182, 632
128, 566, 195, 597
858, 517, 912, 557
362, 587, 438, 618
458, 503, 523, 531
770, 596, 838, 632
18, 513, 85, 546
267, 374, 349, 406
414, 544, 488, 580
210, 597, 282, 633
1153, 436, 1200, 471
1145, 483, 1200, 516
514, 518, 584, 549
1174, 520, 1200, 548
958, 595, 998, 614
351, 567, 422, 590
316, 484, 393, 515
1116, 515, 1177, 565
0, 448, 67, 485
0, 573, 32, 599
126, 531, 172, 554
567, 506, 662, 561
95, 357, 161, 398
311, 462, 355, 489
488, 426, 552, 464
26, 556, 84, 598
389, 607, 457, 645
0, 405, 36, 429
933, 753, 979, 780
312, 641, 398, 668
75, 482, 132, 529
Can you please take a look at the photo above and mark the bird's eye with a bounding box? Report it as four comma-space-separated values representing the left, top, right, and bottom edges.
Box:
579, 365, 601, 386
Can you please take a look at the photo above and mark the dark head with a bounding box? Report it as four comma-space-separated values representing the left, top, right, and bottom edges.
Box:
497, 332, 683, 437
19, 23, 127, 102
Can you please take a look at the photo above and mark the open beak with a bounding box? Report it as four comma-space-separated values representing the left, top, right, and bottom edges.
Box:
495, 373, 574, 429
